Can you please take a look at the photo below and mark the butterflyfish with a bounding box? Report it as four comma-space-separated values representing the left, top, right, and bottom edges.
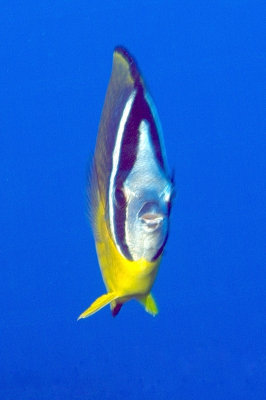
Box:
78, 47, 174, 319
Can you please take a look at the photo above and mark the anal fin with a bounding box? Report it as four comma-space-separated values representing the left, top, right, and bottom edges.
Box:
78, 292, 118, 319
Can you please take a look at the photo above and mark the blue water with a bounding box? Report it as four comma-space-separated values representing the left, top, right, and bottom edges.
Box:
1, 1, 265, 399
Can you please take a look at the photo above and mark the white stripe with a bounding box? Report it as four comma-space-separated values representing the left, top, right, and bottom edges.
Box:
109, 90, 137, 247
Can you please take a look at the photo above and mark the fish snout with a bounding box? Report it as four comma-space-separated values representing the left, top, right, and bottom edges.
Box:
138, 201, 166, 232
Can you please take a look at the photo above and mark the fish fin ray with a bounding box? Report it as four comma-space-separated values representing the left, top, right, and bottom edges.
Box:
138, 293, 159, 316
78, 292, 118, 319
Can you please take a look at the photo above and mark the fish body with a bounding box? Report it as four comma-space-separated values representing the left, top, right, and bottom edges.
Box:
78, 47, 173, 318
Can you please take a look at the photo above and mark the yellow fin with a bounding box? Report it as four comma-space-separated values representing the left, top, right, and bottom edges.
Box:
139, 293, 159, 316
77, 292, 118, 319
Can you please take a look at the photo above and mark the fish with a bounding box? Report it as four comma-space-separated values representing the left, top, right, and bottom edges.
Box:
78, 46, 174, 319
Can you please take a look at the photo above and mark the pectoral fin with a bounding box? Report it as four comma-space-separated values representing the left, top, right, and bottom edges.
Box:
138, 293, 159, 316
78, 292, 119, 319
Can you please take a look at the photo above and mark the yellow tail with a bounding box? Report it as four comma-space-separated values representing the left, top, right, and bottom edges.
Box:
77, 292, 118, 319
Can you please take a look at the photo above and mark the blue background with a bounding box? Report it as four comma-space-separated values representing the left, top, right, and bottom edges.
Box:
1, 1, 265, 399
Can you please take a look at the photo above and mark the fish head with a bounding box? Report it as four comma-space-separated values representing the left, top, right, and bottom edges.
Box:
103, 48, 174, 264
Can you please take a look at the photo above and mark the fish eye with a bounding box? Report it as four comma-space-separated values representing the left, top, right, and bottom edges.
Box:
114, 187, 126, 209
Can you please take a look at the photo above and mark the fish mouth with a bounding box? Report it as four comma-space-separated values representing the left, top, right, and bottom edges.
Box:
140, 213, 164, 231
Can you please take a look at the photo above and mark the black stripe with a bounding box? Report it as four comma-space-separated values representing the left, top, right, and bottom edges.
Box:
116, 85, 165, 185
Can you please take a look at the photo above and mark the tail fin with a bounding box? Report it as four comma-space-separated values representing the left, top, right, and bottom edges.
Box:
77, 292, 118, 319
138, 293, 159, 316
